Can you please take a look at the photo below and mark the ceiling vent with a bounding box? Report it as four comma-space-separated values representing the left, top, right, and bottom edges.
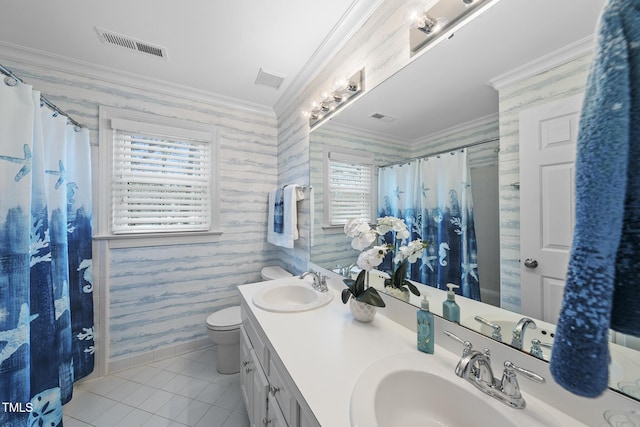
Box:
255, 68, 285, 90
96, 27, 168, 60
369, 112, 397, 122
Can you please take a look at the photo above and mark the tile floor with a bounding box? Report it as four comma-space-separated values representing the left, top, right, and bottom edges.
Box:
63, 347, 249, 427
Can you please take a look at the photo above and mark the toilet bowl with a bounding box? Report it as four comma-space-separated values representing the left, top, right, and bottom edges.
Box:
206, 306, 241, 374
261, 266, 293, 281
206, 266, 292, 374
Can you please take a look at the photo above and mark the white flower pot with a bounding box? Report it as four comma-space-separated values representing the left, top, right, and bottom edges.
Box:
384, 286, 410, 302
349, 298, 377, 322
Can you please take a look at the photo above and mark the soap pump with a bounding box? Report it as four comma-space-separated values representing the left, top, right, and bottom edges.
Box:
442, 283, 460, 323
417, 294, 434, 354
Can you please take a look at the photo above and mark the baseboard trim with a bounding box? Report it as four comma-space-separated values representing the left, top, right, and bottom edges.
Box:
106, 337, 213, 375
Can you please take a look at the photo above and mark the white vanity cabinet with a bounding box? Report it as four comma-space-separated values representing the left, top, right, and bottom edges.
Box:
240, 301, 321, 427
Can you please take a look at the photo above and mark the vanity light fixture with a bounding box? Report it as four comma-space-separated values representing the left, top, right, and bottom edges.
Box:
304, 68, 365, 129
410, 0, 496, 55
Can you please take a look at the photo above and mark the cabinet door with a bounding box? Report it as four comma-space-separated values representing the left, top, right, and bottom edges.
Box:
266, 393, 288, 427
250, 349, 269, 427
240, 326, 254, 423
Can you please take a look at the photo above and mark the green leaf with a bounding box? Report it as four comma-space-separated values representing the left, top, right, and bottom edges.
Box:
391, 261, 408, 288
355, 287, 386, 307
341, 288, 353, 304
405, 281, 421, 296
353, 270, 367, 295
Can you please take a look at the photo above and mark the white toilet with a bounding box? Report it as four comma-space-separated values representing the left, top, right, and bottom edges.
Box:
260, 265, 293, 281
206, 266, 292, 374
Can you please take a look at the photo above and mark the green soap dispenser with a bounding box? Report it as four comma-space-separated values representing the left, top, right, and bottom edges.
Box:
417, 295, 434, 354
442, 283, 460, 323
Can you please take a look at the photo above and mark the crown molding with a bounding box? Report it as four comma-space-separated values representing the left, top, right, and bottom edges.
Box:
411, 113, 499, 146
322, 112, 499, 148
488, 36, 595, 91
273, 0, 385, 118
0, 41, 276, 117
321, 120, 414, 147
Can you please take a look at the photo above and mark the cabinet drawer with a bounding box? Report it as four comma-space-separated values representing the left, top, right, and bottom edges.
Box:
241, 306, 269, 375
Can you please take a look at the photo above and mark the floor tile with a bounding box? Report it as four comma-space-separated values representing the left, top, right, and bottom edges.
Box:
153, 394, 193, 420
63, 348, 243, 427
91, 402, 134, 427
116, 408, 153, 427
196, 382, 227, 404
123, 383, 159, 407
174, 399, 212, 426
161, 373, 195, 394
214, 383, 242, 410
194, 405, 232, 427
179, 377, 211, 399
222, 411, 250, 427
138, 388, 175, 413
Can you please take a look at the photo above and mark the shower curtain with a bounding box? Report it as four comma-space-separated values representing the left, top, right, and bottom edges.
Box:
378, 150, 480, 300
0, 81, 94, 426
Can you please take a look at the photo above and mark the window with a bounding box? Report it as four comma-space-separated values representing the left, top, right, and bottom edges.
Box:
323, 147, 375, 226
98, 107, 220, 247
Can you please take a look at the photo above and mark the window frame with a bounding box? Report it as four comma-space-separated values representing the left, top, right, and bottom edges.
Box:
96, 106, 221, 248
322, 145, 376, 230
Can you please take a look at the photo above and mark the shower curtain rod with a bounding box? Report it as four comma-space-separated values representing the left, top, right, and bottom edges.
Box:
0, 63, 83, 129
379, 136, 499, 169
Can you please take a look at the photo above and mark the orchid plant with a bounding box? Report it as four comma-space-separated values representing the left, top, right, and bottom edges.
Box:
344, 216, 427, 298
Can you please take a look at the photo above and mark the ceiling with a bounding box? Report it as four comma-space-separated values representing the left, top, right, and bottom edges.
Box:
327, 0, 605, 143
0, 0, 381, 112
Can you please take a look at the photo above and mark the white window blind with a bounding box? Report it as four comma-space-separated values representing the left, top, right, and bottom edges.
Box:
327, 151, 374, 225
112, 128, 212, 234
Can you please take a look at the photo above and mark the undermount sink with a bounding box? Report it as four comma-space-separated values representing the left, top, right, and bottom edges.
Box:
351, 352, 580, 427
351, 353, 515, 427
252, 278, 334, 313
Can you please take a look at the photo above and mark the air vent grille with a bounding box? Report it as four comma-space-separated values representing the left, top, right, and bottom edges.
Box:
255, 68, 285, 90
96, 27, 168, 60
369, 112, 397, 122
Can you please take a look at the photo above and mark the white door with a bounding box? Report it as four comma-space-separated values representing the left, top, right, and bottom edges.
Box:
519, 94, 583, 323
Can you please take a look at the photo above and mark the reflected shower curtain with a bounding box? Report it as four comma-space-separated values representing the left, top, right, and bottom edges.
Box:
378, 150, 480, 300
0, 81, 94, 427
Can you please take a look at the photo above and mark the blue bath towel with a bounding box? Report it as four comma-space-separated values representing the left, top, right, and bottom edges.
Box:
550, 0, 640, 398
274, 186, 285, 233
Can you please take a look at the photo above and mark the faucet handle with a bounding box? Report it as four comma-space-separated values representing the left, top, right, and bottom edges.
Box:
443, 331, 473, 357
500, 361, 545, 409
503, 361, 545, 384
474, 316, 502, 341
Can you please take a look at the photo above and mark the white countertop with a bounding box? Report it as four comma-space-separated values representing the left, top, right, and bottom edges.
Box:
238, 275, 587, 427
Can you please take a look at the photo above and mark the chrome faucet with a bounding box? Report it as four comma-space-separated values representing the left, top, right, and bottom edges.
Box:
511, 317, 537, 349
455, 348, 495, 386
445, 331, 546, 409
299, 271, 328, 292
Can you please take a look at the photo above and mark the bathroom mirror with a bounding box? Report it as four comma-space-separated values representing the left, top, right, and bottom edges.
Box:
310, 0, 640, 400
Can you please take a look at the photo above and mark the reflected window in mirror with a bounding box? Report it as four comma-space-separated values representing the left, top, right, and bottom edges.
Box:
323, 146, 375, 227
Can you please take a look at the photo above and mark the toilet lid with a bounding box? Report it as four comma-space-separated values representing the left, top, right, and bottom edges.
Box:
261, 266, 293, 280
207, 306, 241, 331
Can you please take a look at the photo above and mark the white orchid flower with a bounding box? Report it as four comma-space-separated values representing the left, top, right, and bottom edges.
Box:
394, 239, 426, 264
344, 218, 369, 237
351, 230, 377, 251
356, 245, 388, 271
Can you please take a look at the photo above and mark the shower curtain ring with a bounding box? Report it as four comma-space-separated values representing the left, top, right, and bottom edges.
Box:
4, 76, 18, 86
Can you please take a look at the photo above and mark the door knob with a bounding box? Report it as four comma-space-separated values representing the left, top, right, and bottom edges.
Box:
524, 258, 539, 269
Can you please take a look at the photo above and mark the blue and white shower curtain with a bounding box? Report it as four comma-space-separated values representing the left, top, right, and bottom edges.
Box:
378, 150, 480, 300
0, 81, 94, 426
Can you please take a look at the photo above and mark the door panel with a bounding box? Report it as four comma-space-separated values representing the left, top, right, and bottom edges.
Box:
519, 94, 582, 321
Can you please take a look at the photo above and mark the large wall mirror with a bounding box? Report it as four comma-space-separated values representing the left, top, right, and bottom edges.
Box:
310, 0, 640, 400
